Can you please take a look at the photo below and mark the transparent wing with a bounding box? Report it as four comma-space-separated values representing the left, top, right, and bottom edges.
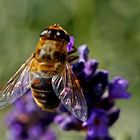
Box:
0, 55, 33, 108
52, 62, 88, 121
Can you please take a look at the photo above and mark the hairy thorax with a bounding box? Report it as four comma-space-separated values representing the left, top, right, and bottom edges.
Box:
30, 40, 67, 76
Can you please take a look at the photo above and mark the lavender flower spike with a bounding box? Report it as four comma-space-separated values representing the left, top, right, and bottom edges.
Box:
55, 41, 131, 140
108, 76, 131, 99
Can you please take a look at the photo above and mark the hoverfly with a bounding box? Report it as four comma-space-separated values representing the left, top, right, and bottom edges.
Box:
0, 24, 87, 121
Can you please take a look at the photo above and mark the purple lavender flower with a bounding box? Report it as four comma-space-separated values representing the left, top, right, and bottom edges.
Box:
83, 109, 113, 140
5, 91, 57, 140
78, 44, 89, 62
55, 40, 131, 140
40, 129, 57, 140
54, 114, 82, 131
108, 76, 131, 99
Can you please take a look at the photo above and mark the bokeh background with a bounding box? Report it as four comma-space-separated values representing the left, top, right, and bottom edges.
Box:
0, 0, 139, 139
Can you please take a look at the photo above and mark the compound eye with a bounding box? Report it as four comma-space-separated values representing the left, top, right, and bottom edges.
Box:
40, 28, 70, 43
40, 29, 48, 37
56, 30, 61, 36
55, 30, 64, 39
55, 30, 70, 42
48, 29, 57, 38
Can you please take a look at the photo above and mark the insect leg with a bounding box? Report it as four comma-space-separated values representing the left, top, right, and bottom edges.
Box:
68, 55, 79, 63
68, 45, 78, 64
68, 46, 77, 55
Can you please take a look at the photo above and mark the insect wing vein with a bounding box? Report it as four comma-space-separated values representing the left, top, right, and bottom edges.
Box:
0, 55, 33, 108
52, 62, 87, 121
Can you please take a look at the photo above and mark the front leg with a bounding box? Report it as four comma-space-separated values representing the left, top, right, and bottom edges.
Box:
68, 46, 78, 64
68, 46, 77, 55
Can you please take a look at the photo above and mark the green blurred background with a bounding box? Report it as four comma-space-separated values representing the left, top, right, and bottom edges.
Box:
0, 0, 140, 139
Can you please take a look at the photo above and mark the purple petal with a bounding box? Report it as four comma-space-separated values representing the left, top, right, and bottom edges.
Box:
84, 59, 98, 76
67, 36, 74, 52
40, 129, 57, 140
11, 123, 22, 136
54, 115, 82, 131
28, 125, 42, 138
90, 70, 109, 97
78, 44, 89, 62
54, 114, 66, 124
84, 109, 109, 138
109, 76, 131, 99
54, 115, 72, 130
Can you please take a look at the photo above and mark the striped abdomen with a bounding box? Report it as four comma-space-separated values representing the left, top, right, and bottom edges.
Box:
30, 72, 60, 111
